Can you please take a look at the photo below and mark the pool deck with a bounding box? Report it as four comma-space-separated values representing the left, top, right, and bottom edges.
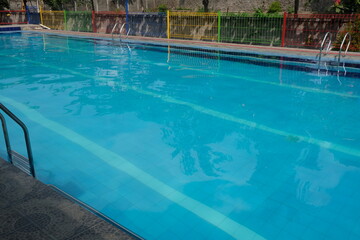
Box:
0, 159, 138, 240
26, 28, 360, 63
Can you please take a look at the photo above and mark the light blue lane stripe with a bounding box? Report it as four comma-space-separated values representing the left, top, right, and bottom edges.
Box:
0, 95, 265, 240
3, 54, 360, 158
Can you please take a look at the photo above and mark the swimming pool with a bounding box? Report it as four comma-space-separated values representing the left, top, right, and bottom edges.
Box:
1, 31, 360, 240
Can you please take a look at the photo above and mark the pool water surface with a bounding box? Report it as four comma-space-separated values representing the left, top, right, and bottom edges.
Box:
0, 32, 360, 240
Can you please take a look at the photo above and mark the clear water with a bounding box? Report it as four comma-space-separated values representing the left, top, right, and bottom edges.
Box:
1, 32, 360, 240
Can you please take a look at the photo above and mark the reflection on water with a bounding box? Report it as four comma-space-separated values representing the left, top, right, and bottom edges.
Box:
295, 147, 358, 207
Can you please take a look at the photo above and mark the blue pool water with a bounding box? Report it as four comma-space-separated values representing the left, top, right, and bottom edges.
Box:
1, 32, 360, 240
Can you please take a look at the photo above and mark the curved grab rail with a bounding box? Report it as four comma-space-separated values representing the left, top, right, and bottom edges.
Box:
0, 103, 35, 177
318, 32, 332, 62
112, 23, 131, 41
119, 23, 131, 39
111, 22, 119, 39
0, 114, 12, 163
119, 23, 126, 35
338, 32, 351, 64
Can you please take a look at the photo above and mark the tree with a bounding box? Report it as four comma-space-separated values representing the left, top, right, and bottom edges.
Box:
42, 0, 95, 11
202, 0, 209, 12
0, 0, 9, 10
294, 0, 299, 13
332, 0, 360, 13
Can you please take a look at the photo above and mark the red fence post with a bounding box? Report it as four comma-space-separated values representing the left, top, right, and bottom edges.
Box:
92, 11, 96, 33
281, 12, 287, 47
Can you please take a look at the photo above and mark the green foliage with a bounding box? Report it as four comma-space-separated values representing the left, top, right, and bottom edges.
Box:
158, 4, 168, 13
43, 0, 91, 10
286, 6, 295, 14
334, 19, 360, 52
43, 0, 68, 10
268, 1, 282, 13
331, 0, 360, 13
0, 0, 9, 10
176, 7, 191, 11
254, 7, 265, 16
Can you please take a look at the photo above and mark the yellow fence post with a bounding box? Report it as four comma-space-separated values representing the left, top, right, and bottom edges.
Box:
167, 10, 170, 39
40, 7, 43, 25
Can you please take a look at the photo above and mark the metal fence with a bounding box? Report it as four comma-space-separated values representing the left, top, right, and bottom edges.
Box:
128, 12, 167, 38
283, 13, 359, 50
168, 11, 219, 41
93, 11, 126, 34
3, 9, 359, 51
220, 13, 283, 46
41, 10, 65, 30
0, 10, 27, 25
65, 11, 92, 32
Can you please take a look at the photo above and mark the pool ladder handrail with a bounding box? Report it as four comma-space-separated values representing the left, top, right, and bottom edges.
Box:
111, 23, 130, 41
337, 32, 351, 64
318, 32, 332, 65
0, 103, 35, 177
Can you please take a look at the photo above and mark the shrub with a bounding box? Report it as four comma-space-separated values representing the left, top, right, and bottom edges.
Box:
158, 4, 167, 13
268, 1, 282, 13
334, 19, 360, 52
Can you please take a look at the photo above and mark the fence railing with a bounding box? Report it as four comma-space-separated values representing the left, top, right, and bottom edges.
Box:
220, 13, 283, 46
41, 10, 65, 30
284, 13, 359, 49
65, 11, 92, 32
93, 11, 126, 34
2, 9, 360, 51
129, 12, 167, 38
0, 10, 27, 25
168, 11, 219, 41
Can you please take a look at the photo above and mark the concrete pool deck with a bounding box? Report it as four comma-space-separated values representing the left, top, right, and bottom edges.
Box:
23, 28, 360, 63
0, 159, 139, 240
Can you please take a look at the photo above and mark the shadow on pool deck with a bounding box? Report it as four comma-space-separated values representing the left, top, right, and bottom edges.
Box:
0, 159, 138, 240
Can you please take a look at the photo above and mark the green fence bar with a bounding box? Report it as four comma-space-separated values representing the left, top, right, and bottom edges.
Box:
218, 11, 221, 42
64, 10, 67, 31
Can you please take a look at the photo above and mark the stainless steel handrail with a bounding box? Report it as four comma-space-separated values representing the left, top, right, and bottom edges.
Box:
0, 114, 12, 163
318, 32, 332, 66
119, 23, 131, 40
112, 23, 131, 41
111, 22, 119, 39
338, 32, 351, 64
0, 103, 35, 177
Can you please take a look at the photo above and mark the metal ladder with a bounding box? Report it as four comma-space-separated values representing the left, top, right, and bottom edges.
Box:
0, 103, 35, 177
111, 23, 131, 41
317, 32, 332, 68
337, 32, 351, 64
